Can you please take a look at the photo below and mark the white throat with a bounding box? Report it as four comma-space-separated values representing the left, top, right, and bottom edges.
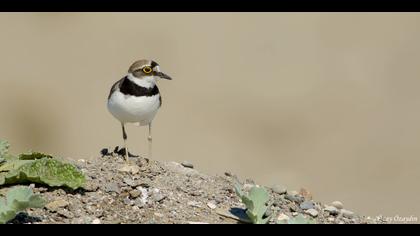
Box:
127, 73, 156, 89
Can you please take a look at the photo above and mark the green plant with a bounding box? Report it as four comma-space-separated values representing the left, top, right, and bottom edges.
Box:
277, 213, 316, 224
0, 139, 86, 190
0, 186, 45, 224
234, 181, 270, 224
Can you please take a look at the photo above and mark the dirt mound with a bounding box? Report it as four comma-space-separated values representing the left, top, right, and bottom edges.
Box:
5, 154, 385, 224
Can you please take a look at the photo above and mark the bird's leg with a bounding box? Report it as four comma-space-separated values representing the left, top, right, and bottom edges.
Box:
121, 123, 129, 162
148, 122, 152, 159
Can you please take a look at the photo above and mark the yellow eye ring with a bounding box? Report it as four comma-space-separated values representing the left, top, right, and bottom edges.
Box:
142, 66, 152, 74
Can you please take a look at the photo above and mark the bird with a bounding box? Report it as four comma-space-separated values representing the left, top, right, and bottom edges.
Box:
107, 59, 172, 162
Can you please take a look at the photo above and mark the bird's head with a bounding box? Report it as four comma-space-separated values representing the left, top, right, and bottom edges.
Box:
127, 59, 172, 88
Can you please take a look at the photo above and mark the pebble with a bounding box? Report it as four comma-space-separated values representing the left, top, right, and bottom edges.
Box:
285, 194, 304, 203
92, 218, 101, 224
118, 165, 140, 175
134, 198, 146, 208
332, 201, 344, 209
300, 201, 315, 210
181, 161, 194, 169
341, 209, 355, 218
324, 205, 339, 215
104, 182, 121, 194
45, 199, 69, 212
272, 185, 287, 195
57, 209, 74, 218
84, 182, 99, 192
305, 209, 319, 217
277, 213, 290, 222
153, 193, 166, 202
207, 201, 217, 209
123, 198, 133, 205
154, 213, 164, 218
123, 178, 137, 187
187, 201, 201, 208
129, 190, 141, 198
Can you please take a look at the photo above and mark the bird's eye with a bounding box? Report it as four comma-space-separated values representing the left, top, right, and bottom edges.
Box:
142, 66, 152, 74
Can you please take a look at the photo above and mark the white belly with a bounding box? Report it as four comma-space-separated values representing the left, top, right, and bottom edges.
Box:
107, 90, 160, 126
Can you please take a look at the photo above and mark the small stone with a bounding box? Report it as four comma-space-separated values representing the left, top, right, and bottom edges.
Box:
123, 178, 137, 187
123, 198, 133, 205
207, 201, 217, 209
45, 199, 69, 212
181, 161, 194, 169
289, 204, 300, 212
272, 185, 287, 195
277, 213, 290, 222
305, 209, 319, 217
285, 194, 304, 203
332, 201, 344, 209
134, 198, 145, 208
187, 201, 201, 208
92, 218, 101, 224
325, 205, 339, 215
57, 209, 74, 218
29, 184, 35, 189
129, 190, 141, 198
104, 182, 121, 194
118, 165, 140, 175
300, 201, 315, 210
153, 193, 166, 203
154, 213, 164, 218
84, 182, 99, 192
341, 209, 354, 218
328, 217, 335, 222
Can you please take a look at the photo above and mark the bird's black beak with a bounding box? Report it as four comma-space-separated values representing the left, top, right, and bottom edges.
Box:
155, 71, 172, 80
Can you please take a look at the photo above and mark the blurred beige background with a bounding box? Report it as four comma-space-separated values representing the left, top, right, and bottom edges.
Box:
0, 13, 419, 218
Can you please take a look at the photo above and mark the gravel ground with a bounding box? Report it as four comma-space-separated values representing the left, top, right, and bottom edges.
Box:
3, 151, 387, 224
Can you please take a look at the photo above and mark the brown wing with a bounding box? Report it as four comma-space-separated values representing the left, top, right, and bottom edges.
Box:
107, 77, 125, 99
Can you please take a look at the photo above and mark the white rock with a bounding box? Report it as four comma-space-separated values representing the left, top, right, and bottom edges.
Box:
154, 213, 164, 218
92, 218, 101, 224
207, 201, 217, 209
305, 209, 319, 217
277, 213, 290, 222
341, 209, 355, 218
332, 201, 344, 209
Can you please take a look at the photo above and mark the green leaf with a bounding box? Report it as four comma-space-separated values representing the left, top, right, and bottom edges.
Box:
234, 183, 271, 224
0, 159, 34, 172
1, 158, 86, 190
18, 152, 53, 160
0, 186, 45, 224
